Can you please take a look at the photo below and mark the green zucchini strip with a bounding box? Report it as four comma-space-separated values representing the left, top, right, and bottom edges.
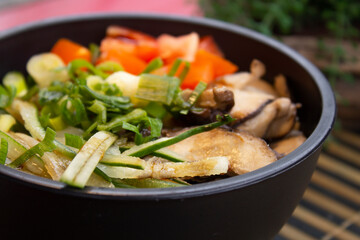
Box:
122, 114, 234, 158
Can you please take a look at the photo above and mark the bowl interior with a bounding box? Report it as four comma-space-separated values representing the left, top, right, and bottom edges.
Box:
0, 14, 335, 198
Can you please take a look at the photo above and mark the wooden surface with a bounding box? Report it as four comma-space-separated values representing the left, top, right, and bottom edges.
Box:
276, 129, 360, 240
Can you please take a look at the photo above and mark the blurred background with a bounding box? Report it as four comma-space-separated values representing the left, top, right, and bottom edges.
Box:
1, 0, 359, 239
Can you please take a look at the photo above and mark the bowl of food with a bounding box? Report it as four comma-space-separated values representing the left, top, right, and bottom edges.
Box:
0, 13, 335, 239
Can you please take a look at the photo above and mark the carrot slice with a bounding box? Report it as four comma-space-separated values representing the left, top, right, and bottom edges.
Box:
181, 62, 214, 90
99, 49, 147, 75
194, 49, 238, 78
51, 38, 91, 64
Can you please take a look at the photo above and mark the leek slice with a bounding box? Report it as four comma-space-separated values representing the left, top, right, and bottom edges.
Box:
135, 74, 180, 105
0, 114, 16, 132
60, 131, 117, 188
0, 130, 48, 176
2, 71, 27, 97
8, 128, 56, 168
26, 53, 69, 88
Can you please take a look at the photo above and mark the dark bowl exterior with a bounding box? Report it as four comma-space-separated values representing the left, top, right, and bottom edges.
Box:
0, 13, 335, 239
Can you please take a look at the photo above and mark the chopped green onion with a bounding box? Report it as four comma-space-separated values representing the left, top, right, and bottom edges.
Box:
122, 114, 234, 158
88, 100, 107, 123
79, 85, 132, 110
0, 85, 16, 108
49, 115, 67, 131
96, 61, 123, 73
0, 138, 8, 165
89, 43, 100, 64
143, 101, 168, 119
68, 59, 108, 80
8, 127, 56, 168
60, 97, 88, 126
167, 58, 182, 76
141, 57, 163, 74
178, 61, 190, 81
3, 71, 28, 97
180, 81, 207, 115
97, 108, 147, 132
65, 133, 86, 149
21, 85, 39, 101
135, 74, 180, 105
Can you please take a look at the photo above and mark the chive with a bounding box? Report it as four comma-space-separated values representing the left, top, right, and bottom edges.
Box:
141, 57, 163, 74
178, 61, 190, 81
9, 127, 56, 168
167, 58, 182, 76
97, 108, 147, 132
65, 133, 86, 149
122, 114, 234, 158
180, 81, 207, 114
0, 138, 8, 165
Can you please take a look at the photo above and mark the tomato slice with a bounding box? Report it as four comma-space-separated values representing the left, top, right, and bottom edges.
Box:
199, 35, 224, 57
106, 25, 156, 42
100, 37, 158, 63
157, 32, 199, 63
51, 38, 91, 64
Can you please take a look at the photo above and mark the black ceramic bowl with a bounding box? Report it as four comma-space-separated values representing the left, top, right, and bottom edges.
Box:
0, 13, 335, 239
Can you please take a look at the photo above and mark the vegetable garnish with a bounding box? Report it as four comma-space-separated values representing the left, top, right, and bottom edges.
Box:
0, 138, 8, 165
0, 25, 303, 189
8, 127, 56, 168
60, 131, 117, 188
122, 114, 234, 158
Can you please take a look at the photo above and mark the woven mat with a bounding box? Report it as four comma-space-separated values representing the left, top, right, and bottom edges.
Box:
275, 129, 360, 240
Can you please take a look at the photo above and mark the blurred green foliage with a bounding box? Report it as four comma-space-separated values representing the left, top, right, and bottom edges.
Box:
199, 0, 360, 86
199, 0, 360, 38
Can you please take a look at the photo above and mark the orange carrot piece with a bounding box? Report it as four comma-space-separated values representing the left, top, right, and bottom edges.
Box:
181, 62, 214, 90
99, 49, 147, 75
51, 38, 91, 64
194, 49, 238, 78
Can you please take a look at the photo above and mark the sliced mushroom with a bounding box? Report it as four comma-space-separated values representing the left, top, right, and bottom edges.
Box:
235, 97, 296, 139
167, 128, 277, 175
270, 130, 306, 157
274, 74, 291, 98
230, 89, 274, 120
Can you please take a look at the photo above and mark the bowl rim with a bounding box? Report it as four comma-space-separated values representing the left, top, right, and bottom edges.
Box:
0, 12, 336, 200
